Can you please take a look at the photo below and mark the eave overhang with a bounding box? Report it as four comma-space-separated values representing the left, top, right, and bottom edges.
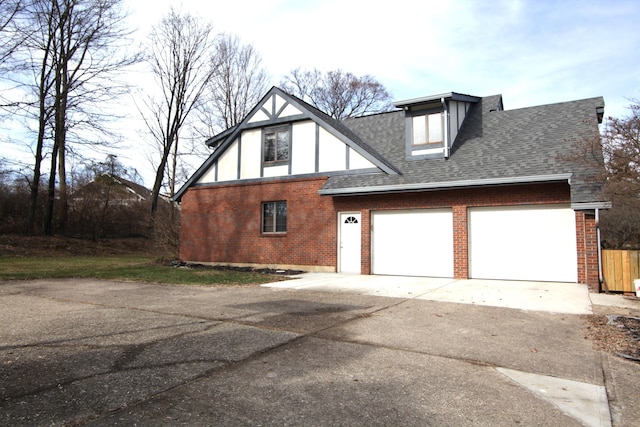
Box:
393, 92, 481, 109
571, 201, 612, 210
318, 173, 573, 196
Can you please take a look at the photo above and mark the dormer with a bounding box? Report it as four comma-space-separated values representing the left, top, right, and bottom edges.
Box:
394, 92, 481, 160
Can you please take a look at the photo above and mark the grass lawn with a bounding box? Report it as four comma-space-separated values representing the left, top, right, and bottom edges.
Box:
0, 256, 287, 286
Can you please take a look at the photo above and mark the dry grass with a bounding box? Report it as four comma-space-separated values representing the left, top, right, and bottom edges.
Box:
0, 235, 288, 286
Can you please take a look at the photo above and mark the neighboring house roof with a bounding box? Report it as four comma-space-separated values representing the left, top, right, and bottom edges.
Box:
320, 95, 607, 206
70, 174, 154, 202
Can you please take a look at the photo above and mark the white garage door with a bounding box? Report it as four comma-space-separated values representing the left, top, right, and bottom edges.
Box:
468, 205, 577, 282
372, 209, 453, 277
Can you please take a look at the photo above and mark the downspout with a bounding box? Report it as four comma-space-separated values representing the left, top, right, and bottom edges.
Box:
596, 208, 605, 292
442, 97, 450, 159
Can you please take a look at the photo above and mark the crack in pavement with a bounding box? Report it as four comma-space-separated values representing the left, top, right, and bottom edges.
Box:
1, 282, 615, 427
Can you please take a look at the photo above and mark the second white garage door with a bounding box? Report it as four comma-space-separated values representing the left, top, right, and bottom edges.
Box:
372, 209, 453, 277
468, 205, 577, 282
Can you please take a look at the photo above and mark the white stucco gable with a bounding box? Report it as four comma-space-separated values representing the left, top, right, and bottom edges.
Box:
177, 87, 398, 196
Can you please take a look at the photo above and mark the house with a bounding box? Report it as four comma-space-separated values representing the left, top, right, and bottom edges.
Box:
68, 174, 161, 238
71, 174, 154, 206
174, 87, 609, 291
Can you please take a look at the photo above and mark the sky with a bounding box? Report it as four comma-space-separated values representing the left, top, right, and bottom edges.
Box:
3, 0, 640, 188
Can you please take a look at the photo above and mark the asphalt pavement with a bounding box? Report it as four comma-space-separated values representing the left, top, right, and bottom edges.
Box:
1, 275, 638, 426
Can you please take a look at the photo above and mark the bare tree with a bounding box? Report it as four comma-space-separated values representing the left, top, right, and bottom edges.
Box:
8, 0, 140, 235
602, 102, 640, 192
20, 0, 56, 235
567, 100, 640, 248
196, 33, 269, 136
599, 101, 640, 248
140, 8, 217, 216
281, 68, 394, 119
0, 0, 26, 69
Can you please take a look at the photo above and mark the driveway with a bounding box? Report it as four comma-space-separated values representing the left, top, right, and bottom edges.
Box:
266, 273, 594, 314
1, 276, 638, 426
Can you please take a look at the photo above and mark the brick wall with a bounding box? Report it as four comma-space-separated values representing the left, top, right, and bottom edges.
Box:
179, 177, 336, 269
180, 179, 600, 288
575, 211, 600, 291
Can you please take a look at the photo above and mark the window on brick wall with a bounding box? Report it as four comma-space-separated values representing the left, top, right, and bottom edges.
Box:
262, 201, 287, 233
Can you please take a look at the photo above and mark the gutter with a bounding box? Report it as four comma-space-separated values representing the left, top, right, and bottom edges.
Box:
596, 208, 606, 292
570, 201, 612, 210
442, 97, 450, 159
318, 173, 573, 196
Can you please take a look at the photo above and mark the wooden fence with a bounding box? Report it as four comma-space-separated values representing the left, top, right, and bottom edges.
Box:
602, 249, 640, 293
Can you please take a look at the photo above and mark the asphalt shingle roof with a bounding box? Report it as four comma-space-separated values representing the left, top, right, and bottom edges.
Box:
324, 94, 606, 204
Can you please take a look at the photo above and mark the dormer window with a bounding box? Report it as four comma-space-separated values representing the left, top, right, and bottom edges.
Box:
394, 92, 481, 161
412, 112, 443, 146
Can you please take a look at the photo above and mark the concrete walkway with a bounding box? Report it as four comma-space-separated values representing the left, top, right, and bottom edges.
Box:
265, 273, 593, 314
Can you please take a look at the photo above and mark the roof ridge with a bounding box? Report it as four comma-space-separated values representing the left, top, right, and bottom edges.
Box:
500, 96, 604, 113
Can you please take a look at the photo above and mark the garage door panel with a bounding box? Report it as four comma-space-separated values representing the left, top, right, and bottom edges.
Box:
469, 205, 577, 282
372, 209, 453, 277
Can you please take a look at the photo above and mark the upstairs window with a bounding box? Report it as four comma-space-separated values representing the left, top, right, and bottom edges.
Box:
262, 201, 287, 233
264, 127, 289, 163
412, 112, 443, 145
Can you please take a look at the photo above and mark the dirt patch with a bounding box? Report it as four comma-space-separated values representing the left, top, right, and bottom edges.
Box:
0, 234, 164, 257
584, 312, 640, 362
166, 260, 305, 276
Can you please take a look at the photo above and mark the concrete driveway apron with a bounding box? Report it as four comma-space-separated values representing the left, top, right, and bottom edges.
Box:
1, 275, 635, 426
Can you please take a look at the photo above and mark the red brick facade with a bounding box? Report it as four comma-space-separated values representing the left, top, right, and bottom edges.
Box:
179, 178, 601, 289
180, 177, 337, 269
575, 211, 599, 290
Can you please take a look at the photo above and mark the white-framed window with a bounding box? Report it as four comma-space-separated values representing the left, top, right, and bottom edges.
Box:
412, 112, 443, 145
262, 201, 287, 233
263, 127, 289, 163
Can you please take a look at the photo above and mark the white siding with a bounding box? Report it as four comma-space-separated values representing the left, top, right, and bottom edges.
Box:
280, 103, 302, 118
318, 128, 346, 172
349, 148, 375, 170
207, 98, 382, 183
292, 121, 316, 175
197, 163, 216, 184
263, 164, 288, 177
413, 147, 444, 157
240, 130, 261, 180
274, 94, 287, 114
248, 109, 269, 123
217, 139, 239, 181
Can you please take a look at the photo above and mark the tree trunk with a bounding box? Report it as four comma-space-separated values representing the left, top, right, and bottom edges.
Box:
27, 129, 45, 235
57, 137, 68, 232
150, 146, 171, 217
170, 134, 178, 197
27, 31, 54, 235
55, 1, 70, 234
27, 161, 43, 235
44, 141, 59, 235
